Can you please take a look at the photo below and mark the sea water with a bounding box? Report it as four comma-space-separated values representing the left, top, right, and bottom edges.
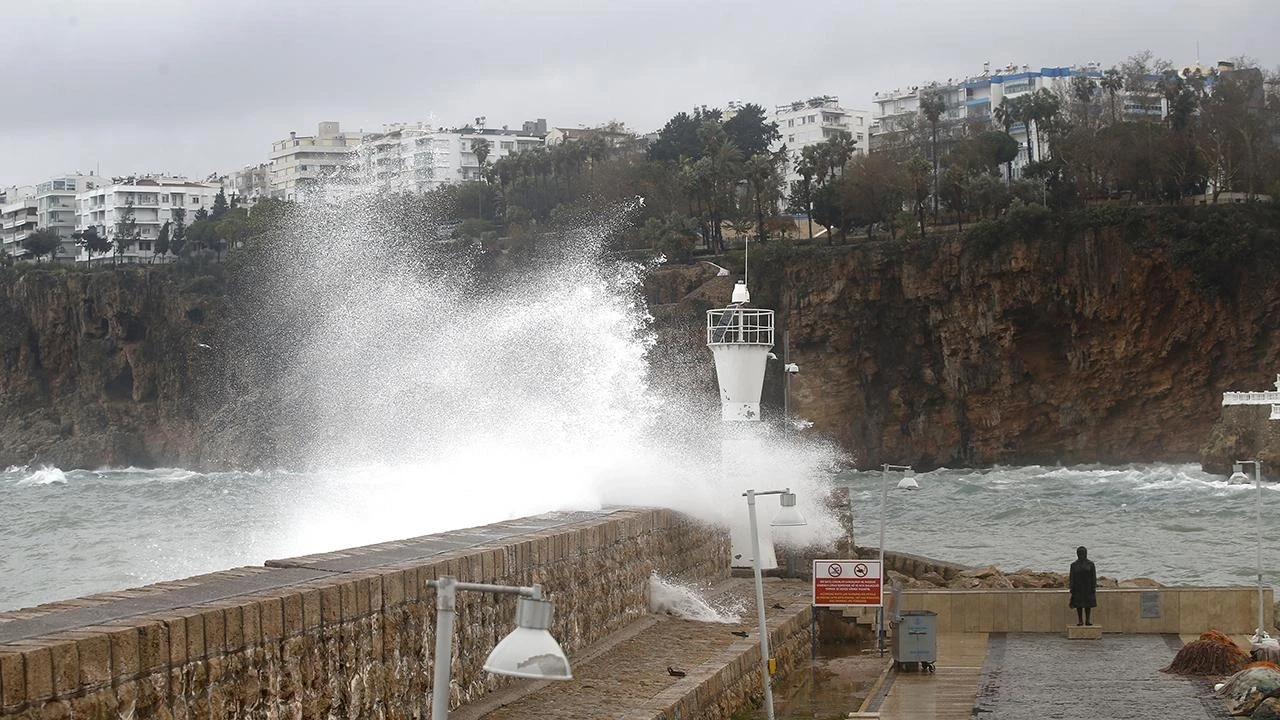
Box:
2, 461, 1268, 612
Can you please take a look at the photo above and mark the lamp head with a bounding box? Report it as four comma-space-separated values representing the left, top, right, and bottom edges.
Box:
771, 491, 807, 527
483, 596, 572, 680
1229, 462, 1251, 485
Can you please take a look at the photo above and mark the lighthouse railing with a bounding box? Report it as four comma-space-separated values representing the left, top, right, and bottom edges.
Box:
706, 307, 774, 346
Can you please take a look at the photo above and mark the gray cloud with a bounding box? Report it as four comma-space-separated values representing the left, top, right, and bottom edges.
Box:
2, 0, 1276, 184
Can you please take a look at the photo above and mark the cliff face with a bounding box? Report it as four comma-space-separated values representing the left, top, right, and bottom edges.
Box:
753, 228, 1280, 470
4, 212, 1279, 471
0, 268, 221, 468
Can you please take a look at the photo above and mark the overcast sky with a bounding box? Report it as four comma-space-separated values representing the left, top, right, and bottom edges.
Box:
1, 0, 1276, 186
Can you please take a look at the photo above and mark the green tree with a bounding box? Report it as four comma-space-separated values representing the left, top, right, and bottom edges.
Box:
744, 151, 784, 242
185, 219, 211, 254
939, 166, 971, 230
641, 213, 698, 262
648, 107, 720, 162
472, 137, 492, 178
153, 222, 171, 262
1069, 74, 1099, 129
73, 226, 112, 267
170, 208, 187, 257
21, 228, 61, 262
194, 206, 209, 222
904, 156, 932, 239
694, 122, 743, 252
918, 90, 947, 219
113, 201, 141, 265
1099, 68, 1124, 124
210, 189, 229, 220
722, 103, 781, 159
992, 97, 1023, 180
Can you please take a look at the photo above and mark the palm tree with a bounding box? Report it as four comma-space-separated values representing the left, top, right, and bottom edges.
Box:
1070, 74, 1098, 129
744, 152, 783, 242
919, 91, 947, 220
992, 98, 1022, 181
1099, 68, 1124, 124
471, 137, 491, 180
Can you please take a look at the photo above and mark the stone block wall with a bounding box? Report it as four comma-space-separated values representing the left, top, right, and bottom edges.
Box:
0, 508, 729, 719
898, 586, 1275, 634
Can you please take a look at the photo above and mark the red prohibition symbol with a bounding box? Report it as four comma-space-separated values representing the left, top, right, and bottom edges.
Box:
827, 564, 843, 577
853, 563, 869, 578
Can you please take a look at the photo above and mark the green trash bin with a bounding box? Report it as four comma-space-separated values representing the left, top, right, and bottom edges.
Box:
891, 610, 937, 672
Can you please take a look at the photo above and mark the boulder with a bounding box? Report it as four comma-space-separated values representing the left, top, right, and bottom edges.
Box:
1118, 577, 1163, 588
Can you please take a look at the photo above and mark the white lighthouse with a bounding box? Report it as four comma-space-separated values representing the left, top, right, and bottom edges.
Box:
707, 280, 775, 420
707, 280, 781, 568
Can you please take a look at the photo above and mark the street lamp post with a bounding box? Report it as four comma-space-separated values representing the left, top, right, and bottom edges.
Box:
426, 576, 573, 719
743, 488, 807, 720
878, 464, 913, 656
1229, 461, 1267, 634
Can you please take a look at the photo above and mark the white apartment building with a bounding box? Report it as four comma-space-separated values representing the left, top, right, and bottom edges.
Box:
268, 121, 369, 200
0, 193, 37, 260
75, 177, 219, 263
0, 174, 106, 262
339, 120, 547, 198
868, 62, 1166, 179
770, 96, 871, 200
220, 163, 271, 205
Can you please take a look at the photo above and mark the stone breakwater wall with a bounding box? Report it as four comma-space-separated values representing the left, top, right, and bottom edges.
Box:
0, 508, 729, 720
652, 600, 813, 720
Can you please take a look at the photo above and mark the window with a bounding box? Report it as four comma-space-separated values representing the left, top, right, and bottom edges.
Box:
140, 242, 151, 251
788, 119, 794, 127
500, 141, 514, 150
191, 197, 200, 204
161, 194, 169, 204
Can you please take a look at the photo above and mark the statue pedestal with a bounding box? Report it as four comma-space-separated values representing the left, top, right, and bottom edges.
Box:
1067, 624, 1102, 639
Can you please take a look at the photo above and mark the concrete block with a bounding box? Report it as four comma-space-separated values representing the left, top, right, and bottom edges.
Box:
74, 633, 110, 686
223, 606, 243, 651
23, 646, 53, 703
382, 570, 405, 608
259, 597, 283, 642
135, 621, 168, 674
1067, 624, 1102, 639
49, 640, 78, 697
200, 607, 225, 655
321, 585, 341, 626
355, 576, 371, 615
107, 625, 140, 680
282, 591, 305, 636
300, 588, 320, 631
0, 650, 24, 709
184, 611, 206, 660
341, 581, 357, 621
241, 604, 260, 650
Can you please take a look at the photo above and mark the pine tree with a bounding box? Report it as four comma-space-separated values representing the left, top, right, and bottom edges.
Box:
211, 190, 228, 220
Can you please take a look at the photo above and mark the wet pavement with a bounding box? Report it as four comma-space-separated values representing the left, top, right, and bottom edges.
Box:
870, 632, 1235, 719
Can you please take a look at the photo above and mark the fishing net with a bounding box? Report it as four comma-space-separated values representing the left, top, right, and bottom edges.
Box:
1163, 637, 1250, 676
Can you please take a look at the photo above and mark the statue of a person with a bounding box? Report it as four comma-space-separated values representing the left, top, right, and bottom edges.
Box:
1069, 546, 1097, 626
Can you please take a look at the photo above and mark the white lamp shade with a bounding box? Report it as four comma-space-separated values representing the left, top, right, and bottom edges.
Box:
771, 492, 807, 527
1229, 471, 1251, 485
483, 597, 572, 680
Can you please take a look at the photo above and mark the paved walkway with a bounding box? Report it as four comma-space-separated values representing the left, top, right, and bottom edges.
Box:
869, 632, 1238, 719
454, 577, 814, 720
872, 633, 989, 719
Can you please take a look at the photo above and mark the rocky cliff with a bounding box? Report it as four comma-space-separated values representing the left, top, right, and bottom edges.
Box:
647, 205, 1280, 472
3, 205, 1278, 471
0, 267, 223, 468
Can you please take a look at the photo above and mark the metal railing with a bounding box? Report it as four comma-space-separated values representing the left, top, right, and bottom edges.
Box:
706, 307, 774, 345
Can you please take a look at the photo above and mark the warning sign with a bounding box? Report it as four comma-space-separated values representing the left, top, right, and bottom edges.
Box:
812, 560, 882, 607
